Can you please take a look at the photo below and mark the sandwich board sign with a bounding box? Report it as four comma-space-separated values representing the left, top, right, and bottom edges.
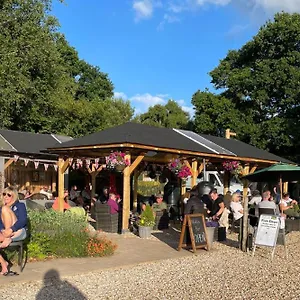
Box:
252, 214, 280, 260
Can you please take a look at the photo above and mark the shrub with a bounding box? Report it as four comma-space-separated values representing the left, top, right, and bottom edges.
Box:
25, 210, 116, 260
138, 204, 155, 227
87, 237, 117, 257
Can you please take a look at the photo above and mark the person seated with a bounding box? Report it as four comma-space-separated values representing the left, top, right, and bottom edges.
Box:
249, 190, 262, 206
279, 193, 300, 218
0, 186, 28, 275
52, 192, 71, 211
184, 186, 205, 215
230, 192, 243, 221
107, 193, 120, 215
152, 193, 167, 213
99, 187, 109, 204
39, 186, 52, 199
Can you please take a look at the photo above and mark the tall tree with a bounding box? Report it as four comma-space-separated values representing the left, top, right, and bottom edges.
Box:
0, 0, 116, 135
137, 100, 189, 129
193, 13, 300, 159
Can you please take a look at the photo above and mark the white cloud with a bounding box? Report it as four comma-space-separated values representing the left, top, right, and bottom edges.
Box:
130, 93, 167, 106
157, 13, 180, 30
114, 91, 193, 117
252, 0, 300, 13
114, 92, 128, 99
133, 0, 153, 21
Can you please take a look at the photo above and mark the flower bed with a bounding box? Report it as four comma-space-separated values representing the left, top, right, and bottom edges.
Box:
4, 210, 117, 261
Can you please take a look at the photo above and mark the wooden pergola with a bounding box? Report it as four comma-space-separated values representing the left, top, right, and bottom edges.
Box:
47, 123, 292, 250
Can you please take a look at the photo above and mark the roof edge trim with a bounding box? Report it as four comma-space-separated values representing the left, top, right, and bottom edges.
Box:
0, 133, 17, 151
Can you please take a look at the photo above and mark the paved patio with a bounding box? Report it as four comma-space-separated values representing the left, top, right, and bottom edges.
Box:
1, 227, 192, 285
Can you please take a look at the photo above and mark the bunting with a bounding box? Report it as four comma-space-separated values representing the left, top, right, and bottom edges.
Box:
44, 164, 49, 171
34, 161, 39, 169
24, 159, 29, 167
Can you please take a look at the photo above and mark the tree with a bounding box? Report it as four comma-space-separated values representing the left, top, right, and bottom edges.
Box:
137, 100, 189, 129
0, 0, 116, 136
193, 13, 300, 159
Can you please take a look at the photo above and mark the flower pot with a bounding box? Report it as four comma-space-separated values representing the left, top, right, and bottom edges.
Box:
138, 225, 152, 239
115, 165, 125, 172
206, 227, 216, 250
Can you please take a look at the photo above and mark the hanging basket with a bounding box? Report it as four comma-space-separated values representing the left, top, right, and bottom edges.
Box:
115, 165, 125, 172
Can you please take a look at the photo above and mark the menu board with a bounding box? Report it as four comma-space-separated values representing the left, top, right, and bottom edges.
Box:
255, 214, 280, 247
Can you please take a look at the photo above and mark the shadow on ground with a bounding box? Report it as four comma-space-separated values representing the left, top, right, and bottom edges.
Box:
36, 269, 87, 300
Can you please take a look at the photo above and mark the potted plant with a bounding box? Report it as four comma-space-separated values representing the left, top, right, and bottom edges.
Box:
138, 204, 155, 239
168, 159, 192, 181
105, 151, 130, 171
205, 220, 219, 250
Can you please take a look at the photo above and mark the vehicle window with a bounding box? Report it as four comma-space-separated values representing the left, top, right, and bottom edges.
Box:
209, 174, 220, 186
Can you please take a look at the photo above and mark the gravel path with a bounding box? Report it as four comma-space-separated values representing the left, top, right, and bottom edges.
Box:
2, 232, 300, 300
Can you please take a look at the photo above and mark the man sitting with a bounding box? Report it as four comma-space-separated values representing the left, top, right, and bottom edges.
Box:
152, 194, 167, 213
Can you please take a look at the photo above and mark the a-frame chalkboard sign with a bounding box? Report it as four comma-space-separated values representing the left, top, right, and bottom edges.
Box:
178, 214, 209, 253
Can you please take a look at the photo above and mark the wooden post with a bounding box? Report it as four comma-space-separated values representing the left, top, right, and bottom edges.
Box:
122, 153, 131, 233
121, 153, 145, 233
191, 160, 198, 187
283, 182, 288, 193
225, 129, 236, 139
58, 158, 69, 212
133, 169, 139, 213
241, 164, 250, 252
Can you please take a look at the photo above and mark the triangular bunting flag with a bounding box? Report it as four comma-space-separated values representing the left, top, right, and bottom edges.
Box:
13, 155, 19, 162
44, 164, 49, 171
53, 164, 58, 171
34, 161, 39, 169
24, 159, 29, 167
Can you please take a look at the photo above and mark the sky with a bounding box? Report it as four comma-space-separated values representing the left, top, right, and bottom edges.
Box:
52, 0, 300, 117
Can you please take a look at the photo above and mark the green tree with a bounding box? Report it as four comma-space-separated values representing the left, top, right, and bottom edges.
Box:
0, 0, 116, 135
193, 13, 300, 159
137, 100, 189, 129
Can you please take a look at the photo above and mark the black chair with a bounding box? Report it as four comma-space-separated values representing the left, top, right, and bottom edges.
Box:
6, 232, 30, 273
93, 202, 119, 233
30, 193, 48, 200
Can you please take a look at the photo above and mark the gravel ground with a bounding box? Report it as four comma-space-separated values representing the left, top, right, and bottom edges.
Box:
1, 232, 300, 300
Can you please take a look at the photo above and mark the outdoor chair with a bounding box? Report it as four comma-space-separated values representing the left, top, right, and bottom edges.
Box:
93, 202, 119, 233
30, 193, 48, 200
25, 199, 46, 211
5, 231, 30, 273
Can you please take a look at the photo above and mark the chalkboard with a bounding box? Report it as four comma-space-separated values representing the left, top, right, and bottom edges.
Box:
178, 214, 209, 252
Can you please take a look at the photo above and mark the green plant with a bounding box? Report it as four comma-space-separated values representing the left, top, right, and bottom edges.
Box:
138, 204, 155, 227
137, 180, 164, 196
25, 209, 116, 260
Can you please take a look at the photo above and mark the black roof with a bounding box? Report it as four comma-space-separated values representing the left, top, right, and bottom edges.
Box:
0, 129, 73, 156
200, 134, 292, 164
49, 122, 215, 154
49, 122, 291, 163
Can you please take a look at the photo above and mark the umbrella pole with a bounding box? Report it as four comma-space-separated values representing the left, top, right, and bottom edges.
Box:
280, 176, 283, 214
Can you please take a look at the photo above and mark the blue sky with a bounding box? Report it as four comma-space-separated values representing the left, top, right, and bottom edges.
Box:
52, 0, 299, 117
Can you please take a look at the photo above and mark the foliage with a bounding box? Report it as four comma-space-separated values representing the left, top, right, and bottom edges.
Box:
222, 161, 240, 172
192, 13, 300, 161
138, 204, 155, 227
87, 237, 117, 257
135, 100, 189, 129
137, 180, 164, 196
168, 159, 192, 180
26, 210, 116, 259
105, 151, 130, 169
0, 0, 133, 137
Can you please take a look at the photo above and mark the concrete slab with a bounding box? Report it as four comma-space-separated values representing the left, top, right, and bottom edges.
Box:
1, 229, 192, 285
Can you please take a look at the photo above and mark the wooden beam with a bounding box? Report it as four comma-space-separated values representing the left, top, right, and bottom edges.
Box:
128, 154, 144, 175
198, 163, 204, 175
122, 153, 131, 233
61, 159, 70, 174
48, 143, 284, 165
191, 160, 198, 187
225, 129, 237, 139
183, 160, 192, 171
58, 158, 65, 212
250, 165, 257, 174
4, 159, 14, 170
133, 169, 139, 213
241, 164, 250, 252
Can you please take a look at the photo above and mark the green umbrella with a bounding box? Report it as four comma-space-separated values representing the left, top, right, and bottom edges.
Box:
243, 163, 300, 183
